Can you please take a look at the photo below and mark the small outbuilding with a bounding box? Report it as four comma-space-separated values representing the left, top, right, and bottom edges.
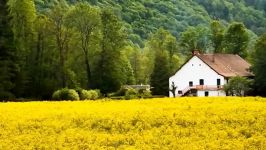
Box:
169, 51, 254, 97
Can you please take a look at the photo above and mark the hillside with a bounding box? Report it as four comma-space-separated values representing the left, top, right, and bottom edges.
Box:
35, 0, 266, 47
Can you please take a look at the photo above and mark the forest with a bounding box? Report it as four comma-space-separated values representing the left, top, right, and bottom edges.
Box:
1, 0, 266, 100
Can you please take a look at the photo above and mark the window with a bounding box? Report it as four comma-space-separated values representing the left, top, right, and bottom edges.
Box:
217, 79, 221, 85
217, 79, 221, 88
199, 79, 204, 85
205, 91, 209, 97
189, 81, 193, 87
178, 90, 182, 94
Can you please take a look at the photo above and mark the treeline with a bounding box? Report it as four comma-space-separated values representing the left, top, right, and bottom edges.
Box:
1, 0, 266, 100
1, 0, 137, 99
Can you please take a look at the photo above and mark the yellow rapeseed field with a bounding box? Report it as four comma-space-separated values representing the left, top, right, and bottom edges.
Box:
0, 97, 265, 150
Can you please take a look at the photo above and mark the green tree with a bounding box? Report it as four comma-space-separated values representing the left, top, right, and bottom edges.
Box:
48, 2, 72, 88
127, 45, 146, 84
8, 0, 36, 56
224, 76, 253, 96
29, 14, 60, 98
150, 51, 170, 96
0, 0, 18, 99
119, 52, 135, 86
252, 34, 266, 95
66, 3, 101, 89
147, 28, 180, 74
179, 25, 212, 56
210, 20, 225, 53
92, 9, 131, 93
8, 0, 37, 97
222, 22, 249, 58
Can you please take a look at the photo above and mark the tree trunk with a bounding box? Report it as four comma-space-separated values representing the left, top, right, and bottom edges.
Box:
84, 55, 92, 89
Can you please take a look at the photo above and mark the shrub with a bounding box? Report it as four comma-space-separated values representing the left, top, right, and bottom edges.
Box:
111, 88, 152, 100
52, 88, 79, 100
224, 76, 253, 96
139, 89, 152, 98
80, 90, 92, 100
90, 90, 99, 100
80, 90, 100, 100
109, 88, 127, 97
52, 90, 61, 100
125, 88, 138, 100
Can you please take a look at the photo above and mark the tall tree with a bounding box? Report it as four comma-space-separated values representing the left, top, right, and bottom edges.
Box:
8, 0, 37, 97
93, 9, 132, 93
66, 3, 101, 89
147, 28, 180, 74
48, 1, 71, 88
210, 20, 224, 53
179, 25, 212, 56
0, 0, 18, 99
29, 14, 60, 98
144, 28, 180, 95
222, 22, 249, 58
252, 34, 266, 96
150, 51, 170, 96
127, 45, 146, 84
8, 0, 36, 57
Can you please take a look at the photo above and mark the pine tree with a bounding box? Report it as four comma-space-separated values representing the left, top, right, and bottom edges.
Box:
0, 0, 18, 99
150, 51, 171, 96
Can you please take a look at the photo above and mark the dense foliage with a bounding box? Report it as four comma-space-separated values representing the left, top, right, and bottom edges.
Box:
224, 76, 253, 96
52, 88, 80, 100
252, 34, 266, 96
0, 0, 18, 99
0, 97, 265, 149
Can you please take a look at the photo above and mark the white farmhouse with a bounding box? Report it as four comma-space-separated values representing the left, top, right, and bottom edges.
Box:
169, 51, 254, 97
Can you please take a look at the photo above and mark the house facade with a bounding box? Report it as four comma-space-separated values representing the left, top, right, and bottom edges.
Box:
169, 52, 253, 97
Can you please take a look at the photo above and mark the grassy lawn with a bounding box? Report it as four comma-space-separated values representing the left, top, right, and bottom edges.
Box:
0, 97, 265, 149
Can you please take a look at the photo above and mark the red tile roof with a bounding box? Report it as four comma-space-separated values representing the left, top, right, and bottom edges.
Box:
196, 54, 253, 77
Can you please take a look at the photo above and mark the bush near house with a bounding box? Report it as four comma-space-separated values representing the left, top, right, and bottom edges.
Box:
224, 76, 254, 96
111, 87, 152, 100
124, 88, 138, 100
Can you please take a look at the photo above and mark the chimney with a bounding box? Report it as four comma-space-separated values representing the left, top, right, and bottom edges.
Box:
192, 50, 200, 56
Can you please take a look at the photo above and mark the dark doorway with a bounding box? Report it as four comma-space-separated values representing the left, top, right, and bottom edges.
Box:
205, 91, 209, 96
199, 79, 204, 85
